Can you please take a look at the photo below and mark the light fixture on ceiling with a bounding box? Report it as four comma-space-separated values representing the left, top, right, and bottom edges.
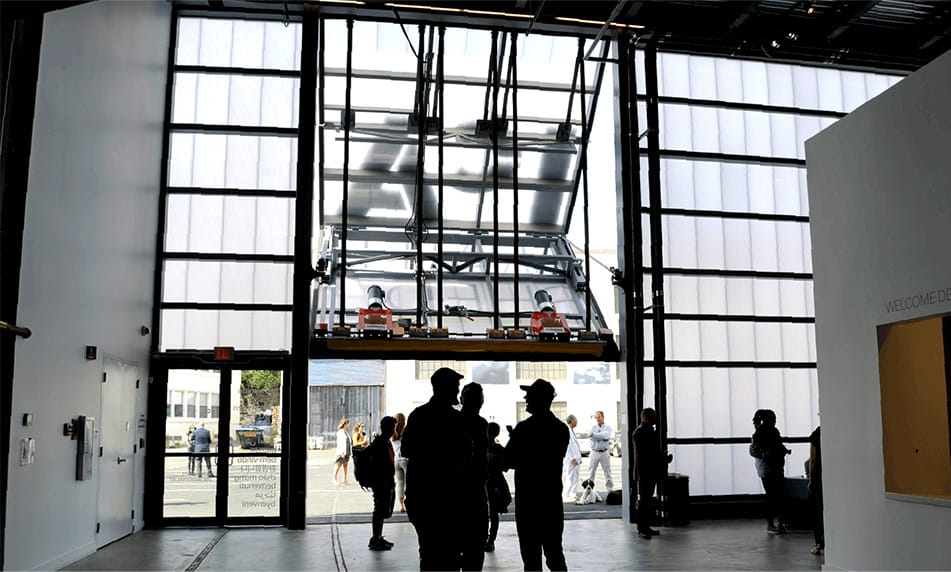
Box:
318, 0, 366, 4
554, 16, 645, 30
770, 40, 781, 49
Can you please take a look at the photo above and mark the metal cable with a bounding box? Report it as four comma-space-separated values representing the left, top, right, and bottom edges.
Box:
578, 38, 592, 332
338, 20, 353, 327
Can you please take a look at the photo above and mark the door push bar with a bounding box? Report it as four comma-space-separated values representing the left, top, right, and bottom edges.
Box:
0, 320, 31, 339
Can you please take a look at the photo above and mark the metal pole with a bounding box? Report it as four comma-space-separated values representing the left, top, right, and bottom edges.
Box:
317, 17, 326, 228
490, 31, 501, 331
338, 19, 353, 328
645, 38, 669, 483
510, 32, 520, 330
577, 38, 592, 332
289, 7, 319, 529
436, 26, 445, 329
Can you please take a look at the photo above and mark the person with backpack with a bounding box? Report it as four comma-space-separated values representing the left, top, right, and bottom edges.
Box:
750, 409, 791, 534
365, 416, 397, 551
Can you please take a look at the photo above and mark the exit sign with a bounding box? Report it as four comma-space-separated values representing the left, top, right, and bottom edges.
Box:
214, 346, 235, 361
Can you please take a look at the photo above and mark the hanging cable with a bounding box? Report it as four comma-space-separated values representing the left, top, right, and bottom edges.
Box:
436, 26, 446, 330
510, 31, 520, 330
413, 24, 428, 327
490, 30, 502, 331
391, 8, 419, 60
577, 38, 592, 332
338, 19, 353, 328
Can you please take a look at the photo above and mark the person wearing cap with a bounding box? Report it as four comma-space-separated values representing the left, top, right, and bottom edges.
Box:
459, 382, 489, 571
632, 407, 673, 539
401, 367, 470, 571
505, 378, 569, 571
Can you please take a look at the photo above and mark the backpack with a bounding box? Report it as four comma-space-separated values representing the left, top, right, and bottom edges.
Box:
352, 445, 374, 489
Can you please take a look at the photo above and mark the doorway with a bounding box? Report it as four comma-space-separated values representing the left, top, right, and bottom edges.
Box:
96, 356, 140, 548
149, 352, 289, 525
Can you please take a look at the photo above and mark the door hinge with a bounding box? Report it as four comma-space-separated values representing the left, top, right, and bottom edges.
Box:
102, 372, 107, 383
96, 522, 101, 534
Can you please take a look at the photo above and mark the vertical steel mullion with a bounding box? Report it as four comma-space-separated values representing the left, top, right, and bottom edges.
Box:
413, 25, 427, 327
510, 32, 520, 330
150, 6, 180, 356
436, 26, 446, 329
490, 31, 501, 331
613, 33, 645, 524
144, 6, 179, 529
577, 38, 592, 332
338, 19, 353, 328
288, 7, 318, 530
565, 52, 581, 125
645, 39, 668, 473
215, 367, 232, 523
317, 17, 326, 228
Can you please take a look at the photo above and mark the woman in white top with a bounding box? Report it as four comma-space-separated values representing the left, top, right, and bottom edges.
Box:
333, 419, 352, 485
391, 412, 408, 512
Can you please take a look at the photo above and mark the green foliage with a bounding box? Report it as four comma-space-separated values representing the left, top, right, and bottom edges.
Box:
241, 370, 281, 391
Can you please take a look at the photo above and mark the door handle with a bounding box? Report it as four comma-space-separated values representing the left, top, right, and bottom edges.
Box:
117, 457, 127, 464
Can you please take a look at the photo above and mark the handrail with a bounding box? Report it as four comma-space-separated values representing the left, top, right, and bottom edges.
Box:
0, 320, 31, 339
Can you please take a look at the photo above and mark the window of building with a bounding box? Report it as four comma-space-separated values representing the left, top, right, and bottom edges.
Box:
415, 360, 467, 381
515, 401, 568, 424
516, 362, 567, 381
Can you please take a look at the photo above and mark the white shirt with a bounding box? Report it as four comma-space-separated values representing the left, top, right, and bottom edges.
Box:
336, 429, 351, 456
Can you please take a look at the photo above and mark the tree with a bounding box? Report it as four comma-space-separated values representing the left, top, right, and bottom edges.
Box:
239, 370, 281, 426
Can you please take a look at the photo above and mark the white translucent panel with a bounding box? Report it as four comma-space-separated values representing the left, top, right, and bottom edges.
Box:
864, 73, 892, 101
165, 195, 294, 254
660, 105, 693, 150
713, 58, 743, 102
690, 107, 720, 151
660, 52, 690, 96
694, 218, 725, 268
816, 68, 845, 112
841, 70, 869, 111
168, 133, 296, 190
664, 216, 697, 267
662, 158, 694, 208
778, 280, 809, 316
721, 219, 751, 270
160, 310, 291, 350
749, 220, 778, 272
665, 368, 818, 438
687, 56, 716, 99
665, 321, 810, 362
350, 21, 418, 75
766, 64, 794, 107
792, 66, 819, 110
726, 278, 755, 315
752, 280, 781, 315
664, 276, 812, 317
741, 60, 769, 105
667, 444, 806, 495
692, 162, 722, 210
176, 18, 301, 70
720, 163, 750, 211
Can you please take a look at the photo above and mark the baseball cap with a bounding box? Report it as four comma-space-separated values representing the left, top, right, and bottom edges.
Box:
519, 378, 556, 400
431, 367, 464, 405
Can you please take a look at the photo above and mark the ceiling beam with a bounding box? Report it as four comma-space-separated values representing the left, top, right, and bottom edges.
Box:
828, 1, 879, 41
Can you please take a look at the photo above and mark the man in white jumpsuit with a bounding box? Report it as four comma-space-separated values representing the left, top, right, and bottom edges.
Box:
562, 414, 582, 502
588, 411, 614, 490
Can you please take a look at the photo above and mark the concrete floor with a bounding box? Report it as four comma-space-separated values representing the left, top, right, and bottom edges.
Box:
63, 519, 823, 571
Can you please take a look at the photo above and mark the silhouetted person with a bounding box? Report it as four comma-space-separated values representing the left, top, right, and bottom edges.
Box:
192, 423, 214, 478
632, 407, 672, 539
750, 409, 791, 534
808, 425, 823, 555
369, 416, 398, 551
505, 379, 569, 571
402, 367, 470, 571
485, 422, 511, 553
460, 382, 489, 571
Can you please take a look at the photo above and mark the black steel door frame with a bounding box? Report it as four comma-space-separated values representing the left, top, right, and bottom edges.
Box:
145, 351, 291, 528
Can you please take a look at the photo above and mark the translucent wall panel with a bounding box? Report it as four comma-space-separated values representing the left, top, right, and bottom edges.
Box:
668, 443, 810, 495
660, 275, 814, 316
161, 309, 292, 350
176, 18, 302, 70
664, 321, 815, 362
665, 368, 818, 438
173, 73, 299, 128
659, 104, 836, 159
661, 217, 811, 273
169, 133, 298, 190
165, 195, 294, 255
655, 52, 902, 113
163, 261, 292, 304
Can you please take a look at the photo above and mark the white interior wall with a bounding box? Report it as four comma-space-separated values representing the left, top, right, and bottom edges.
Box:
4, 2, 170, 569
806, 49, 951, 571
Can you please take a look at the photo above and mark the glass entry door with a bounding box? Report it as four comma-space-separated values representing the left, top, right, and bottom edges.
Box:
154, 354, 288, 525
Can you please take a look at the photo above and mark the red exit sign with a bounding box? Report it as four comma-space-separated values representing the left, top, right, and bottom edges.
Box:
214, 346, 235, 361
